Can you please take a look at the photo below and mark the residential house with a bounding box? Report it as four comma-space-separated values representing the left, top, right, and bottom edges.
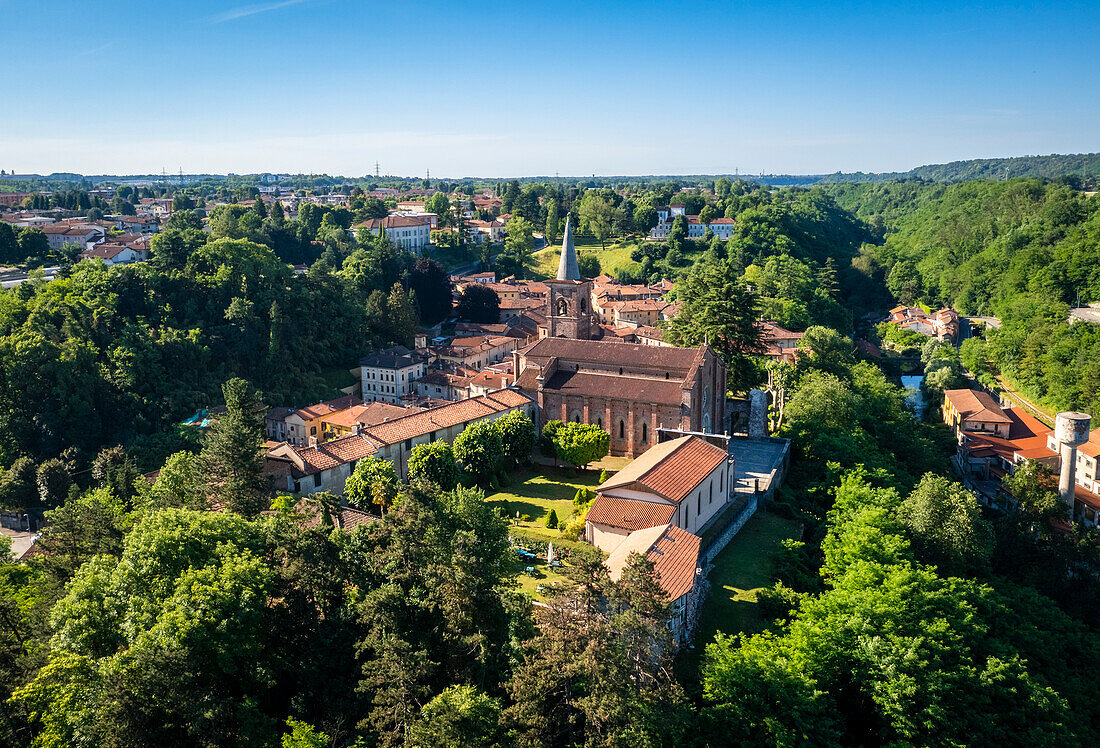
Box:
946, 391, 1100, 525
942, 389, 1013, 439
79, 243, 146, 265
114, 215, 160, 233
265, 389, 535, 492
320, 401, 411, 440
273, 394, 364, 446
356, 346, 426, 404
41, 224, 104, 250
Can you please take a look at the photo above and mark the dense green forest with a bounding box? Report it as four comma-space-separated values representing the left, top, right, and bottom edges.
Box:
761, 152, 1100, 186
824, 178, 1100, 415
0, 206, 448, 476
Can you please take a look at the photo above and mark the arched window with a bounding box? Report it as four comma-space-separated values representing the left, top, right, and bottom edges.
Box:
556, 298, 568, 316
580, 298, 587, 312
619, 420, 625, 439
641, 422, 648, 443
703, 414, 711, 433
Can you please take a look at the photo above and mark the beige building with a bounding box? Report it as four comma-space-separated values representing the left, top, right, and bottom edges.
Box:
586, 436, 732, 552
266, 389, 535, 492
585, 435, 731, 644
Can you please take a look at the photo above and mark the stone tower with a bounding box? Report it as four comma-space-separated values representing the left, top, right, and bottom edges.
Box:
546, 216, 593, 339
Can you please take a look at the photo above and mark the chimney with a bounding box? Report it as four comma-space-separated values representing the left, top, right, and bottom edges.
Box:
1055, 411, 1091, 509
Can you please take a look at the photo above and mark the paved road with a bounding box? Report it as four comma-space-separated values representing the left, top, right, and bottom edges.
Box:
0, 266, 60, 288
1, 527, 35, 560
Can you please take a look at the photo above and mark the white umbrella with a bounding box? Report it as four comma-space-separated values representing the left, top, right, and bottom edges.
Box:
547, 542, 555, 565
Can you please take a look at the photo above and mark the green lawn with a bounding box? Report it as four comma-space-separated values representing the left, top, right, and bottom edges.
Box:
674, 510, 802, 689
486, 467, 603, 601
532, 235, 642, 278
485, 467, 601, 542
512, 559, 571, 600
696, 511, 802, 644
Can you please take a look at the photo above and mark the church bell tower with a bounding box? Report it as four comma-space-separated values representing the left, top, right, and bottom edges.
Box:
546, 216, 594, 339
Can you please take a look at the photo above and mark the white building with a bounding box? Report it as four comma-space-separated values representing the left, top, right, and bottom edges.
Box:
79, 243, 146, 266
41, 224, 105, 251
356, 346, 426, 404
358, 215, 432, 253
583, 435, 733, 645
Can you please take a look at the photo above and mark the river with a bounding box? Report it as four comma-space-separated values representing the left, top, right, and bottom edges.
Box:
901, 375, 927, 419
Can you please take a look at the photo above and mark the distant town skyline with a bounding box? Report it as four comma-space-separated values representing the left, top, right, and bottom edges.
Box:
2, 0, 1097, 177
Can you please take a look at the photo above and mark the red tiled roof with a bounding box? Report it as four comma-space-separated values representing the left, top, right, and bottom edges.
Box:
599, 436, 728, 504
648, 525, 702, 600
585, 495, 675, 531
605, 523, 701, 601
358, 215, 432, 230
288, 434, 380, 476
360, 389, 530, 444
542, 370, 686, 406
944, 389, 1012, 424
519, 337, 701, 370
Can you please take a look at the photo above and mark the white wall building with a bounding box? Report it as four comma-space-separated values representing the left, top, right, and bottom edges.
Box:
357, 346, 426, 404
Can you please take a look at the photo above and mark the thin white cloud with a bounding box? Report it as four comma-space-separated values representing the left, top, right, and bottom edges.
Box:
209, 0, 309, 24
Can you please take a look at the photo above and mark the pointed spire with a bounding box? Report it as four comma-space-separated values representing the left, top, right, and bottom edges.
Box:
556, 215, 580, 281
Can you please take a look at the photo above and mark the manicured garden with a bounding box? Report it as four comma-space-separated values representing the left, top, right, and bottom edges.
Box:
485, 466, 603, 601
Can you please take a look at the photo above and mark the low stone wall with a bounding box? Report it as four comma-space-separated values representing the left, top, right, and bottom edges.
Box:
701, 494, 758, 565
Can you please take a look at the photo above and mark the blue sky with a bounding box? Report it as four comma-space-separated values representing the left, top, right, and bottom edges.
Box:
1, 0, 1097, 177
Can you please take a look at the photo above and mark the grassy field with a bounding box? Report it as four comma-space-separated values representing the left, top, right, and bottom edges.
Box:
696, 511, 802, 642
676, 510, 802, 686
513, 559, 571, 599
486, 467, 603, 601
485, 467, 601, 541
531, 235, 642, 279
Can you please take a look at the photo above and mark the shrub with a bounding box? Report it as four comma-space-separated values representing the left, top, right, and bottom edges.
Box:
545, 509, 559, 529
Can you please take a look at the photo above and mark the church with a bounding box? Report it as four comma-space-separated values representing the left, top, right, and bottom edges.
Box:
513, 217, 726, 457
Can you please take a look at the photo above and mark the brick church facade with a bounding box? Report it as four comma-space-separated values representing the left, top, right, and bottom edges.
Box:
514, 217, 726, 458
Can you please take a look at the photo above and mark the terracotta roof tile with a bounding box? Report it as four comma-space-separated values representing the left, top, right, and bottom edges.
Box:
542, 370, 685, 406
604, 523, 701, 601
599, 436, 728, 503
944, 389, 1012, 424
586, 495, 675, 531
519, 338, 700, 370
360, 390, 530, 444
647, 525, 702, 600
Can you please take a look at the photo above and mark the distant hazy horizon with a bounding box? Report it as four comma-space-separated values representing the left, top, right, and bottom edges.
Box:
3, 1, 1097, 177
